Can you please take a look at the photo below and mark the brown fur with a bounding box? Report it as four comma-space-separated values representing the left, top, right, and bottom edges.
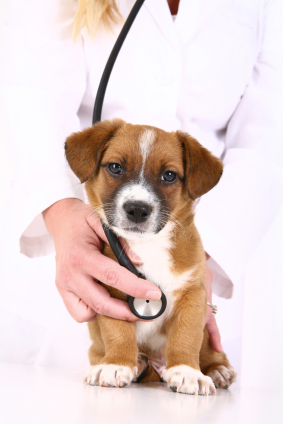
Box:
65, 119, 233, 389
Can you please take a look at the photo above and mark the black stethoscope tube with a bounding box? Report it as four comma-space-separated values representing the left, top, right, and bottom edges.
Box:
102, 223, 167, 320
92, 0, 146, 125
92, 0, 166, 319
101, 223, 141, 278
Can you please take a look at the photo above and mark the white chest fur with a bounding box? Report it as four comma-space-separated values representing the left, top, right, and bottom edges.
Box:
128, 222, 197, 352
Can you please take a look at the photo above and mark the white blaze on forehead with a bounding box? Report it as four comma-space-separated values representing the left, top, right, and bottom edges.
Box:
111, 129, 159, 236
139, 129, 155, 177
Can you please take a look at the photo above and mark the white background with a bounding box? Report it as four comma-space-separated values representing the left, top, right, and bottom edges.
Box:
0, 0, 282, 394
0, 0, 13, 207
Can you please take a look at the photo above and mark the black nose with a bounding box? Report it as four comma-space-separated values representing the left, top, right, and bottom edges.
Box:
123, 201, 152, 224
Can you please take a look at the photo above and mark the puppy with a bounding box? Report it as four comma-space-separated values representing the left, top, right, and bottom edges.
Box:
65, 119, 236, 395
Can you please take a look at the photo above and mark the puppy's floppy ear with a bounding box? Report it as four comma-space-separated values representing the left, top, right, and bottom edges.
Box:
176, 131, 223, 200
65, 119, 124, 183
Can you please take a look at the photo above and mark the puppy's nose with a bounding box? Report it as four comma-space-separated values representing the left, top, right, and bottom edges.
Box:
124, 202, 152, 224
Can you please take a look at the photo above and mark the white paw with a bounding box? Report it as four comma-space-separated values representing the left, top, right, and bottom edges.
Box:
207, 365, 237, 389
161, 365, 216, 396
85, 364, 138, 388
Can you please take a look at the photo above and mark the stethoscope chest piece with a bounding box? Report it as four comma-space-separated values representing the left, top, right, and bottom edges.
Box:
93, 0, 165, 321
128, 292, 167, 320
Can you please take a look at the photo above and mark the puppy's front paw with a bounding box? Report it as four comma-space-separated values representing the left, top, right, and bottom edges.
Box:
162, 365, 216, 395
85, 364, 138, 388
207, 365, 237, 389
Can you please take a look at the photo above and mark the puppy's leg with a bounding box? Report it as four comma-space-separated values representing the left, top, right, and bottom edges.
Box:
162, 287, 216, 395
88, 320, 105, 365
85, 315, 138, 388
200, 327, 237, 389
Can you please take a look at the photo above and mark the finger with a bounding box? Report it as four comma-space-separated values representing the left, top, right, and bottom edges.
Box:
204, 306, 212, 326
86, 214, 110, 244
206, 315, 223, 353
119, 238, 142, 265
87, 214, 142, 265
81, 246, 161, 300
60, 290, 97, 323
62, 277, 141, 322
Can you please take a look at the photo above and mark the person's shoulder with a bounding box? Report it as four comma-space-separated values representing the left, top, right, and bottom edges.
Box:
5, 0, 78, 39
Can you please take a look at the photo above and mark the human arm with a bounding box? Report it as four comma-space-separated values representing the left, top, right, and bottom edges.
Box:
42, 198, 161, 322
0, 0, 161, 322
195, 0, 283, 294
204, 259, 222, 353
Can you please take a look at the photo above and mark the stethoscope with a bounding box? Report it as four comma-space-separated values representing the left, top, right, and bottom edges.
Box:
92, 0, 167, 320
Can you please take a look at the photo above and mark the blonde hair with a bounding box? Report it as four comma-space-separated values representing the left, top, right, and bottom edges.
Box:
73, 0, 122, 38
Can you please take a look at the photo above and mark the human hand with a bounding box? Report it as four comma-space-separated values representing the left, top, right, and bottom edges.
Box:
42, 198, 161, 323
204, 257, 223, 353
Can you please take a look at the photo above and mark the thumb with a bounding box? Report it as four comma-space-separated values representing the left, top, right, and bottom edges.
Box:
86, 213, 110, 245
87, 214, 142, 265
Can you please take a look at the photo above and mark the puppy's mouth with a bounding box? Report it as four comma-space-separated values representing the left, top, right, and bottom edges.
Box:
110, 217, 155, 240
123, 226, 147, 233
119, 217, 152, 234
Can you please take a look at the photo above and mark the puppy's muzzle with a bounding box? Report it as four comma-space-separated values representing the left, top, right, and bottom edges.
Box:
123, 201, 152, 224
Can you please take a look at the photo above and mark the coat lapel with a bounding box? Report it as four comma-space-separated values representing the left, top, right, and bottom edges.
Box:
143, 0, 228, 53
144, 0, 180, 52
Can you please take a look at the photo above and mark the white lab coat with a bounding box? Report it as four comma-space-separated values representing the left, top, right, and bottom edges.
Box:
0, 0, 282, 389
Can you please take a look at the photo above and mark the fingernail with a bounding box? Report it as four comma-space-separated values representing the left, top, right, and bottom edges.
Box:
127, 251, 142, 264
146, 290, 161, 301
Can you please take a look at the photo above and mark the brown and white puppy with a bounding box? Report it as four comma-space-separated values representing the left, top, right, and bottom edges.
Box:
65, 119, 236, 395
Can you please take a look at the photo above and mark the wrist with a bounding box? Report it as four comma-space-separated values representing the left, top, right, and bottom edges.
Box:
42, 198, 85, 236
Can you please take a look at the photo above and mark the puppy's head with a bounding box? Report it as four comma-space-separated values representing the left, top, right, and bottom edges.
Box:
65, 119, 223, 239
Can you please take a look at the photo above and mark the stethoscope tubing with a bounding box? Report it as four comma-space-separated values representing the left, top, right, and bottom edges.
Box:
92, 0, 146, 125
101, 223, 141, 277
92, 0, 166, 319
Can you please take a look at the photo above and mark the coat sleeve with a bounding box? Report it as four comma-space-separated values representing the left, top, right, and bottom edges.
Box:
0, 0, 87, 257
194, 0, 283, 298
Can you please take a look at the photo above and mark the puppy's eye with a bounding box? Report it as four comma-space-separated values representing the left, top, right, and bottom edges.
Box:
108, 163, 123, 175
161, 170, 177, 183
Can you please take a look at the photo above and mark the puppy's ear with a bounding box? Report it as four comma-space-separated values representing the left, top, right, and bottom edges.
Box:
176, 131, 223, 200
65, 119, 124, 183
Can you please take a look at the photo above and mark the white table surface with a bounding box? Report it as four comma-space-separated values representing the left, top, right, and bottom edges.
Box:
0, 362, 282, 424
